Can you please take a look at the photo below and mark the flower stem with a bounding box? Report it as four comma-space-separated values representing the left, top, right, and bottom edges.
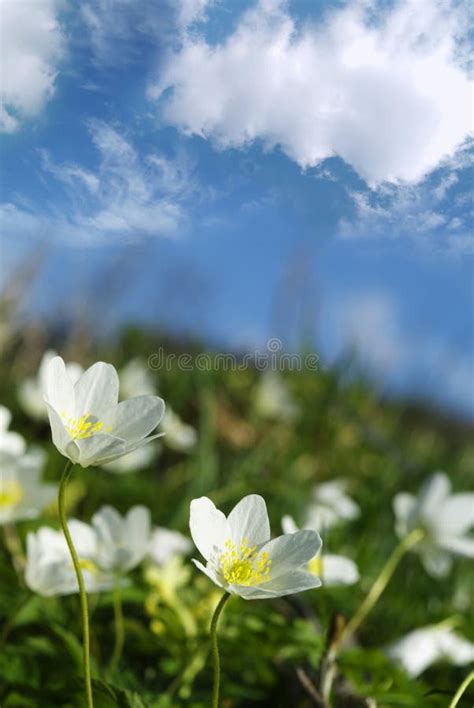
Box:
58, 461, 94, 708
210, 592, 231, 708
449, 670, 474, 708
107, 586, 125, 675
342, 528, 425, 641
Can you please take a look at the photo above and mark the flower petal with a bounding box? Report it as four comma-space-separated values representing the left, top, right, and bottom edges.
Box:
236, 569, 321, 599
189, 497, 229, 561
191, 558, 224, 588
260, 530, 322, 579
321, 554, 359, 586
417, 472, 451, 517
103, 396, 165, 443
438, 535, 474, 558
46, 404, 80, 462
74, 362, 119, 418
438, 494, 474, 535
227, 494, 270, 547
45, 356, 75, 413
75, 434, 125, 468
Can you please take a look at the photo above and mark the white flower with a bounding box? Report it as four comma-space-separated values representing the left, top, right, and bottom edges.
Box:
120, 357, 156, 399
393, 472, 474, 577
161, 408, 197, 452
101, 443, 159, 474
304, 480, 360, 531
18, 350, 83, 421
0, 448, 56, 524
25, 522, 114, 597
148, 526, 192, 566
44, 356, 165, 467
282, 515, 359, 587
190, 494, 322, 599
0, 406, 26, 457
92, 505, 151, 574
388, 623, 474, 677
254, 371, 300, 421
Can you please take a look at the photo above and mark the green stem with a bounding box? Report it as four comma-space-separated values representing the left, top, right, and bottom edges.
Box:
342, 528, 425, 641
210, 592, 231, 708
449, 670, 474, 708
107, 586, 125, 675
58, 461, 94, 708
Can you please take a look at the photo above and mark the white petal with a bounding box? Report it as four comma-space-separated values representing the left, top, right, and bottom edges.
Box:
75, 434, 125, 468
125, 505, 151, 566
148, 527, 192, 565
236, 569, 321, 599
74, 362, 119, 418
393, 493, 417, 533
227, 495, 270, 547
68, 519, 98, 558
321, 554, 359, 586
45, 356, 75, 414
189, 497, 229, 560
46, 405, 80, 462
281, 515, 299, 534
388, 628, 440, 676
191, 558, 224, 588
417, 472, 451, 517
260, 530, 322, 579
438, 631, 474, 664
438, 494, 474, 535
438, 535, 474, 558
103, 395, 164, 443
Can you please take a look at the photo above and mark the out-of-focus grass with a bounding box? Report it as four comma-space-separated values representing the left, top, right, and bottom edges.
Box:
0, 322, 472, 707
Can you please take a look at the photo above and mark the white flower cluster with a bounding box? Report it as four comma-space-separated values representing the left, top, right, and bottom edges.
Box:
2, 353, 473, 685
25, 504, 192, 597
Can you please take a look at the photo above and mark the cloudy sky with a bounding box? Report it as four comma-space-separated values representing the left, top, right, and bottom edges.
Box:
1, 0, 473, 416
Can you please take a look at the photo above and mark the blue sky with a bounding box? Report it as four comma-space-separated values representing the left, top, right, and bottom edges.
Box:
1, 0, 473, 417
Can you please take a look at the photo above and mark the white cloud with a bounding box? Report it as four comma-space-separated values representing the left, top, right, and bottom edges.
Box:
151, 0, 473, 187
1, 121, 193, 246
0, 0, 65, 132
338, 148, 474, 253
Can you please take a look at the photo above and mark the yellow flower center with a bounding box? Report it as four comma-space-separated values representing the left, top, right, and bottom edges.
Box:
0, 480, 23, 508
219, 538, 272, 586
61, 411, 112, 439
78, 558, 99, 574
308, 554, 323, 576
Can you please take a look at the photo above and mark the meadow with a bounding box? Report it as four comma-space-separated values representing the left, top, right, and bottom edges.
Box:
0, 321, 473, 708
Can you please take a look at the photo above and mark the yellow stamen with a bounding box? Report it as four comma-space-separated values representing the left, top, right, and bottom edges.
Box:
308, 554, 323, 576
61, 411, 111, 440
219, 538, 271, 586
78, 559, 99, 575
0, 480, 23, 508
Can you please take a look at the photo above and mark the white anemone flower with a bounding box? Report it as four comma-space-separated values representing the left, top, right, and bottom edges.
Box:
161, 408, 197, 452
25, 522, 114, 597
388, 623, 474, 677
148, 526, 192, 565
120, 357, 156, 399
92, 505, 151, 574
0, 449, 56, 524
18, 350, 83, 421
101, 443, 159, 474
190, 494, 322, 599
254, 371, 300, 422
0, 406, 26, 457
304, 480, 360, 531
44, 356, 165, 468
393, 472, 474, 577
282, 515, 359, 587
